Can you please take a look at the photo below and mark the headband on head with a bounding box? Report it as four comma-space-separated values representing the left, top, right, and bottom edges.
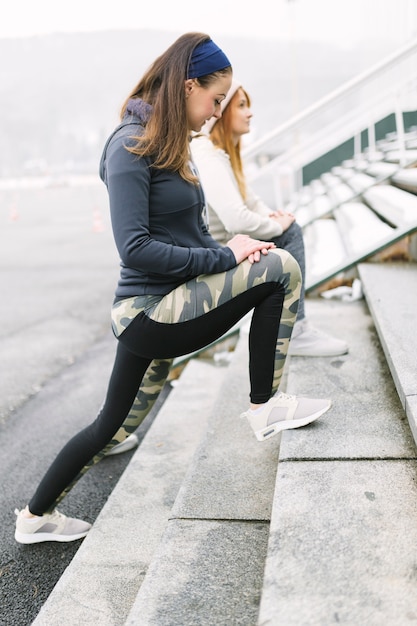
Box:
188, 39, 231, 79
202, 79, 242, 134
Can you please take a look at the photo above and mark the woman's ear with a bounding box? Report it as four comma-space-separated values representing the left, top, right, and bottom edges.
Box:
184, 78, 195, 97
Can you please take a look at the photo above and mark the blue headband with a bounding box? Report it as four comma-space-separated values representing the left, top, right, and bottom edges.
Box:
188, 39, 231, 79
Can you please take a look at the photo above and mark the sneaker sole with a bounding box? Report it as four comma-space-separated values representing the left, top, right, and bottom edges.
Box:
15, 529, 90, 544
254, 400, 332, 441
105, 434, 139, 456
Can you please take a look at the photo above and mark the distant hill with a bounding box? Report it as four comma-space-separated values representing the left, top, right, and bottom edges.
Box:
0, 30, 391, 176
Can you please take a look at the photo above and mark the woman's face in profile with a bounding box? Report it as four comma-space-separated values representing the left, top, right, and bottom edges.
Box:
229, 88, 253, 142
185, 74, 233, 132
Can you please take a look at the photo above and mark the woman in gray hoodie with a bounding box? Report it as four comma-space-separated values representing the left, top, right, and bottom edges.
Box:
14, 33, 330, 545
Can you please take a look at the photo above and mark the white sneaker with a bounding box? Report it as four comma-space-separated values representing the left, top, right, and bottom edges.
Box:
289, 319, 348, 357
15, 507, 91, 544
241, 392, 331, 441
105, 433, 139, 456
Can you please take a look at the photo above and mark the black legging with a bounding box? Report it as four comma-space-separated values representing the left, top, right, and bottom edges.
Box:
29, 250, 301, 514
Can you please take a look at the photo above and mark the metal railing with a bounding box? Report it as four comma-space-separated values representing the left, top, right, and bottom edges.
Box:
243, 36, 417, 207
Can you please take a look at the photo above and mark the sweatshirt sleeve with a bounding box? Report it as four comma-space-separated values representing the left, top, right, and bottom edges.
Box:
105, 133, 236, 280
191, 135, 283, 241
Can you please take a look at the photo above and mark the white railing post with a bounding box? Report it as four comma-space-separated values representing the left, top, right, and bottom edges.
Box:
395, 95, 406, 166
368, 123, 376, 154
354, 132, 361, 158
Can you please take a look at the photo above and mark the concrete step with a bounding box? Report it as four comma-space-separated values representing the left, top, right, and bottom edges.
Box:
32, 291, 417, 625
358, 261, 417, 444
125, 331, 283, 626
32, 356, 230, 625
258, 297, 417, 625
126, 295, 417, 625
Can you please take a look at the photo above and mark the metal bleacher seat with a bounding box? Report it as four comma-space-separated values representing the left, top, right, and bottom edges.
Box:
392, 167, 417, 192
301, 152, 417, 291
365, 161, 399, 178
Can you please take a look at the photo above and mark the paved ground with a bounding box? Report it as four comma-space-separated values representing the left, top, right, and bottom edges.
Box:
0, 181, 170, 626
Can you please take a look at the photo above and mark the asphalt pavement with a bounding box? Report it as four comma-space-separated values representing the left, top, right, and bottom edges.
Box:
0, 179, 165, 626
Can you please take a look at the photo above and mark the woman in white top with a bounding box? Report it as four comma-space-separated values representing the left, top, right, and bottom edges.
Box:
191, 79, 348, 358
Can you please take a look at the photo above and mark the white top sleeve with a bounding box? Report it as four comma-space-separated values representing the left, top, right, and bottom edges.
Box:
190, 135, 283, 245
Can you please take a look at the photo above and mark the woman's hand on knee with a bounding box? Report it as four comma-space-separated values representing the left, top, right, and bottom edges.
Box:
226, 234, 276, 265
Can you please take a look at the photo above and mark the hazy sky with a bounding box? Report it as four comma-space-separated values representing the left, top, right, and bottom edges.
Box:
2, 0, 416, 48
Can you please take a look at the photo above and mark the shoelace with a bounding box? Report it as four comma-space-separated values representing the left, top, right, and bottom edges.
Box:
45, 509, 63, 523
274, 392, 296, 402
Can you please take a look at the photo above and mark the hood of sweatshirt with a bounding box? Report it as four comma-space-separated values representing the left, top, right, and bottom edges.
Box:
99, 98, 152, 183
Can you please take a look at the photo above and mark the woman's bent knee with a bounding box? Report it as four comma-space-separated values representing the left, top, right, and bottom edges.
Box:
267, 248, 301, 282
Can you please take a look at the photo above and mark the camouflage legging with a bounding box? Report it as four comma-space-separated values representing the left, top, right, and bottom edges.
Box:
29, 249, 301, 514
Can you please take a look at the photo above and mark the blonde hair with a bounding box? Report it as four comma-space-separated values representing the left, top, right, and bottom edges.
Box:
209, 87, 251, 200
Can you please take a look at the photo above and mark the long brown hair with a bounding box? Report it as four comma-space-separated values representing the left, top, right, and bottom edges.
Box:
120, 32, 232, 183
209, 87, 251, 199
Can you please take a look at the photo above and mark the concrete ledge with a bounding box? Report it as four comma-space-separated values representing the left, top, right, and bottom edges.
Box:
407, 395, 417, 444
359, 261, 417, 445
126, 519, 269, 626
32, 358, 227, 626
281, 298, 416, 461
258, 297, 417, 625
259, 460, 417, 626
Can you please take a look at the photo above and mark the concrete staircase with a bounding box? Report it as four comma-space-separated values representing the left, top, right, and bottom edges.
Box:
32, 263, 417, 624
258, 262, 417, 625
